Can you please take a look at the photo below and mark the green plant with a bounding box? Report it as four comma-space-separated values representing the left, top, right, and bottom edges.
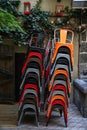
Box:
64, 6, 81, 28
0, 0, 55, 45
35, 0, 42, 9
0, 9, 23, 31
0, 0, 28, 45
0, 0, 20, 16
22, 6, 55, 38
0, 8, 27, 45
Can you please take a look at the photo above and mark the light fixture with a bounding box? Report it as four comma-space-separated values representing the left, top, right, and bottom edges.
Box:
24, 2, 31, 15
55, 4, 64, 16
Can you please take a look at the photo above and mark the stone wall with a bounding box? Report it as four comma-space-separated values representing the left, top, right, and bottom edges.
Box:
79, 30, 87, 81
79, 42, 87, 81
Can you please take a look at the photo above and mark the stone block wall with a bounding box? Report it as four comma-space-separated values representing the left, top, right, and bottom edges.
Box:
79, 41, 87, 78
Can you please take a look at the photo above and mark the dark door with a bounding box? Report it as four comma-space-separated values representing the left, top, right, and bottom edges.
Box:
15, 53, 25, 101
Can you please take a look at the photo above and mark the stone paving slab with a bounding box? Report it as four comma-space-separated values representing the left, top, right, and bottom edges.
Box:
0, 103, 87, 130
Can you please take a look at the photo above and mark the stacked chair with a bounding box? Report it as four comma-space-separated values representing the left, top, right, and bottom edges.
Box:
18, 33, 51, 126
45, 28, 74, 127
17, 28, 74, 127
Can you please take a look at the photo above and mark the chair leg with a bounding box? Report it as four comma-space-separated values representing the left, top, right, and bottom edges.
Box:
46, 116, 49, 126
35, 114, 39, 127
64, 115, 67, 127
46, 121, 48, 126
59, 109, 62, 117
44, 100, 48, 111
65, 120, 67, 127
18, 111, 23, 126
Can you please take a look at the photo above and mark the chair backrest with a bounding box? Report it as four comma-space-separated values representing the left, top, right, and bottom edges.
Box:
47, 95, 66, 117
54, 28, 74, 44
22, 51, 43, 74
49, 69, 71, 95
51, 53, 72, 76
20, 68, 40, 91
51, 44, 74, 67
53, 80, 67, 89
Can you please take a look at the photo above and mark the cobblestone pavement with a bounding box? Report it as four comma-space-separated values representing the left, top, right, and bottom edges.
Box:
0, 103, 87, 130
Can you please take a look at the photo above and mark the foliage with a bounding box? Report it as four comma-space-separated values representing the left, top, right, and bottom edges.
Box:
53, 6, 84, 30
0, 1, 27, 45
64, 6, 87, 32
0, 0, 20, 16
35, 0, 42, 9
0, 9, 23, 32
0, 0, 55, 45
22, 6, 55, 38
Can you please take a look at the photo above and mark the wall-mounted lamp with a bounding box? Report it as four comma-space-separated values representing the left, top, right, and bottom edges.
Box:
24, 2, 31, 15
55, 4, 64, 16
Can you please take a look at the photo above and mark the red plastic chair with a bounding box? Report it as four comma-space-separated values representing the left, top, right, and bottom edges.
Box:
48, 85, 68, 107
18, 84, 40, 107
22, 52, 43, 75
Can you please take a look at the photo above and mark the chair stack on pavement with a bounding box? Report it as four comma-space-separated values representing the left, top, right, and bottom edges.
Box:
18, 33, 51, 126
18, 45, 45, 126
17, 29, 74, 127
45, 28, 74, 127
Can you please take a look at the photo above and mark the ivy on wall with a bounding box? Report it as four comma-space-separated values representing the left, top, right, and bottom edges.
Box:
0, 0, 27, 45
35, 0, 42, 9
63, 6, 87, 32
0, 0, 20, 16
22, 0, 55, 41
0, 0, 55, 45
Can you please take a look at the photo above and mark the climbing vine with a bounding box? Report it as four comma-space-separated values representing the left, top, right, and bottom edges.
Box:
35, 0, 42, 8
0, 0, 27, 45
22, 0, 55, 41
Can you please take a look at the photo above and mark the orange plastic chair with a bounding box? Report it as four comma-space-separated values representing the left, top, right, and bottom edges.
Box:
46, 95, 68, 127
48, 85, 68, 107
46, 99, 68, 127
47, 94, 67, 115
49, 69, 71, 95
54, 28, 74, 44
51, 43, 74, 68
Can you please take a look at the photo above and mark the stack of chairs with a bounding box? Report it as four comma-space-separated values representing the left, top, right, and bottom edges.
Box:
45, 28, 74, 127
18, 44, 45, 126
18, 33, 51, 126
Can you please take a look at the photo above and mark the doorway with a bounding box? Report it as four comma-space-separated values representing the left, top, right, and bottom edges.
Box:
15, 53, 25, 101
